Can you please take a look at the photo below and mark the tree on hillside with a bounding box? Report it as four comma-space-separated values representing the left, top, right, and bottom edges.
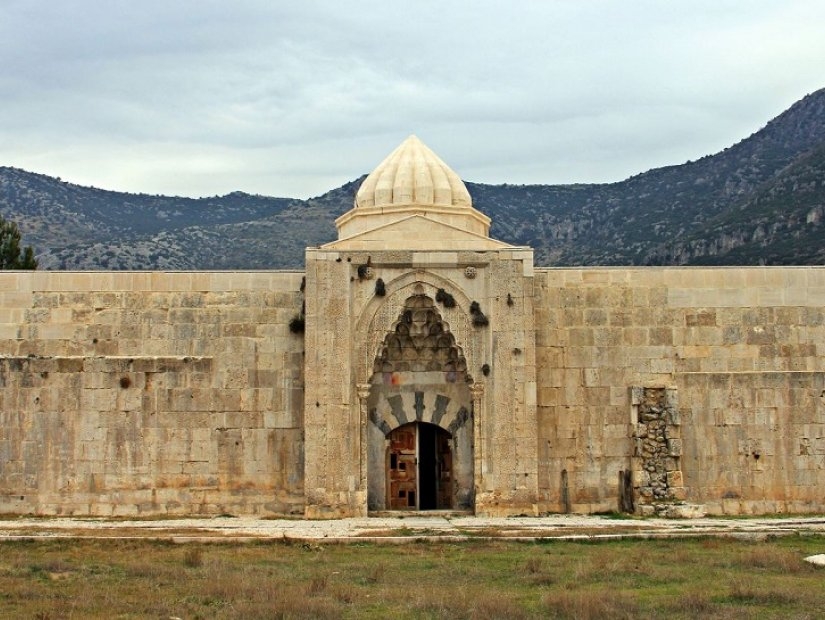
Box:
0, 214, 38, 269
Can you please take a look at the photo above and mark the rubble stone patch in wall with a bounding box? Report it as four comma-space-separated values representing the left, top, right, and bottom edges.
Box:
631, 386, 686, 510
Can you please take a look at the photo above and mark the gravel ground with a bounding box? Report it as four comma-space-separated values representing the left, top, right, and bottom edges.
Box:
1, 513, 825, 543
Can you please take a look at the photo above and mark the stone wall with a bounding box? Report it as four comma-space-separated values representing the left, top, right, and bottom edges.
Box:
535, 267, 825, 515
303, 247, 538, 517
0, 271, 305, 516
2, 265, 824, 518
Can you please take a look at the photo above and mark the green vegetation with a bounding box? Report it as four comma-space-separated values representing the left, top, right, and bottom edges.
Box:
0, 214, 36, 269
2, 88, 825, 269
0, 536, 823, 618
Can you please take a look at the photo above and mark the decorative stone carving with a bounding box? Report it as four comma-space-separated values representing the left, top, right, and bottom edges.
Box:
464, 266, 477, 279
373, 294, 467, 377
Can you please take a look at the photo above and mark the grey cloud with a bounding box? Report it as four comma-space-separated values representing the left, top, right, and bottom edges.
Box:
1, 1, 824, 198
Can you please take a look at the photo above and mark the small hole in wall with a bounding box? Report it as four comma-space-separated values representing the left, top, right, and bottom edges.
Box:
752, 452, 761, 461
119, 376, 131, 389
316, 402, 320, 407
92, 338, 98, 344
513, 348, 522, 355
481, 363, 491, 377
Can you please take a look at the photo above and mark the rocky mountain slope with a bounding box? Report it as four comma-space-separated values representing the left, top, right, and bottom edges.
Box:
2, 88, 824, 269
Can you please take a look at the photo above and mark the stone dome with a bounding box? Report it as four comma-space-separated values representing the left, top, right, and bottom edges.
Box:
331, 135, 497, 246
354, 135, 472, 210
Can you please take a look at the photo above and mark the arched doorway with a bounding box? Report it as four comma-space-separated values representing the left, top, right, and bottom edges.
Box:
366, 294, 474, 512
387, 422, 453, 510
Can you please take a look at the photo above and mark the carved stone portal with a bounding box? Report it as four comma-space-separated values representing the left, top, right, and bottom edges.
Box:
366, 294, 474, 511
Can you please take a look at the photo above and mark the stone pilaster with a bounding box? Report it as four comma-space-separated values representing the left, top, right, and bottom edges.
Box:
356, 382, 371, 502
470, 382, 485, 491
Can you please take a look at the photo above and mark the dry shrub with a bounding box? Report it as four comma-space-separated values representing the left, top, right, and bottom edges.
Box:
409, 593, 526, 620
727, 580, 796, 606
671, 590, 719, 616
199, 569, 340, 619
306, 574, 328, 596
37, 559, 74, 574
530, 573, 556, 587
742, 545, 808, 573
198, 568, 256, 604
411, 595, 449, 617
522, 556, 555, 586
362, 562, 384, 584
182, 547, 203, 568
333, 583, 356, 604
524, 557, 544, 574
569, 559, 591, 585
125, 561, 175, 579
233, 590, 342, 620
566, 555, 630, 587
543, 589, 640, 620
471, 594, 531, 620
411, 589, 473, 618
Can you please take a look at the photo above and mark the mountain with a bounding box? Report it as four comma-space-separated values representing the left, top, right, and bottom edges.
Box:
2, 88, 825, 269
473, 87, 825, 266
651, 139, 825, 265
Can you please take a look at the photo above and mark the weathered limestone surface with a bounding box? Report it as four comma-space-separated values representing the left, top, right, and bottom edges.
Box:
1, 264, 824, 518
301, 136, 540, 518
303, 248, 538, 518
3, 135, 825, 520
0, 271, 305, 516
535, 267, 825, 515
337, 135, 491, 240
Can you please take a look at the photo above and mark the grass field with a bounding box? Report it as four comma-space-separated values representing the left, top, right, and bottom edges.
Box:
0, 535, 823, 618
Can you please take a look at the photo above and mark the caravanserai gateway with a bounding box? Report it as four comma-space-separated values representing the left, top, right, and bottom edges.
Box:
2, 136, 825, 518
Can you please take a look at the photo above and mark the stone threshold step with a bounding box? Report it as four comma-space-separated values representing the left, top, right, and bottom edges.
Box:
368, 510, 473, 518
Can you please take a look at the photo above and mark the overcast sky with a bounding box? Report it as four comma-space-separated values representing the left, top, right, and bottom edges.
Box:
1, 1, 824, 199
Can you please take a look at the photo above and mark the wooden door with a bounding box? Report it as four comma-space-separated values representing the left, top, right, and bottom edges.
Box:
387, 422, 454, 510
387, 425, 417, 509
436, 430, 453, 509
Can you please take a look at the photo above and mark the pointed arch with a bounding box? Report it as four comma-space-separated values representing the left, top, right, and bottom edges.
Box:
372, 294, 468, 377
355, 269, 481, 512
354, 270, 482, 388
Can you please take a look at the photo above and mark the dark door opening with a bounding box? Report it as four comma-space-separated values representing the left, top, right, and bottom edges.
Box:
387, 422, 452, 510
